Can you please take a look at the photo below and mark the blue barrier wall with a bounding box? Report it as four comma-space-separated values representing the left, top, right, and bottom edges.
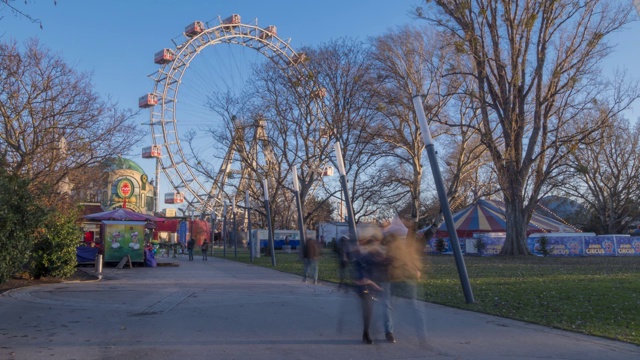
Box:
426, 234, 640, 256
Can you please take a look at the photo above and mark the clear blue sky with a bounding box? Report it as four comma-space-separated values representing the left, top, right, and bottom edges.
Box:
1, 0, 423, 179
2, 0, 639, 191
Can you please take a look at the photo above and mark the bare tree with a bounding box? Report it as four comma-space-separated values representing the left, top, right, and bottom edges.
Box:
563, 114, 640, 234
370, 26, 455, 231
306, 38, 392, 223
0, 0, 56, 30
417, 0, 637, 255
231, 38, 390, 227
0, 39, 141, 204
438, 92, 499, 210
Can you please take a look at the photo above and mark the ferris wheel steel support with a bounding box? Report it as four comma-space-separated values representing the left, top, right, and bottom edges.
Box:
146, 16, 312, 215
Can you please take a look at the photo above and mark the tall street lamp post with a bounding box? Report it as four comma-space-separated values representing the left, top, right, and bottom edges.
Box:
232, 201, 238, 259
210, 212, 216, 256
412, 95, 474, 304
334, 142, 358, 244
263, 179, 276, 266
292, 165, 307, 250
246, 190, 254, 263
188, 207, 195, 240
222, 202, 228, 257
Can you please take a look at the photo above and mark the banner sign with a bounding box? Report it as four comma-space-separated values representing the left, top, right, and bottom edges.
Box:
178, 220, 187, 244
475, 235, 505, 256
615, 236, 640, 256
583, 236, 616, 256
425, 234, 640, 257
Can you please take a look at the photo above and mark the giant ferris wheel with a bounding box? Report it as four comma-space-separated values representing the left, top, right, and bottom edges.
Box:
139, 14, 315, 216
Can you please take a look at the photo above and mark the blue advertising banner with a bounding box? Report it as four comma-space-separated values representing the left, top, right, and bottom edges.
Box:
475, 235, 505, 256
178, 221, 187, 244
583, 236, 616, 256
528, 236, 584, 256
615, 236, 640, 256
425, 234, 640, 257
548, 236, 583, 257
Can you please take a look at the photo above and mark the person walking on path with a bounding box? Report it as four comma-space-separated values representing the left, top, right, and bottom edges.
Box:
187, 237, 196, 261
335, 235, 351, 290
201, 240, 209, 260
352, 228, 389, 345
302, 238, 321, 284
382, 228, 426, 344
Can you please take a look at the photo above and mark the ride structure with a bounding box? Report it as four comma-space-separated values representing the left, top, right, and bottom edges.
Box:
140, 14, 322, 218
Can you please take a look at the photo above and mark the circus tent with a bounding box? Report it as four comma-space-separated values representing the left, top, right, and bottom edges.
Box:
433, 199, 579, 238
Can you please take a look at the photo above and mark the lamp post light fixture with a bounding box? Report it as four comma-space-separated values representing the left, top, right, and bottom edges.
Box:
291, 165, 307, 250
412, 95, 474, 304
263, 179, 276, 266
333, 142, 358, 244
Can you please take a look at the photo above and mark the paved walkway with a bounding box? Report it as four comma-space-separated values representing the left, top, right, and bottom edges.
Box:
0, 257, 638, 360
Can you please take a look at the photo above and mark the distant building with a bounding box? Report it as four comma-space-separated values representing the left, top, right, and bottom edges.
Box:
101, 157, 155, 214
79, 157, 156, 247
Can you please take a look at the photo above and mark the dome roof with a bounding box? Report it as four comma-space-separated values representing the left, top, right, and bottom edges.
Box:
104, 157, 146, 175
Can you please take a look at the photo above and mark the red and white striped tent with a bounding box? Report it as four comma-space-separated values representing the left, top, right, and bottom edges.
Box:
432, 199, 579, 238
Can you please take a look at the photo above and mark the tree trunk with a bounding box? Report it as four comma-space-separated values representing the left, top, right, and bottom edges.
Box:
501, 196, 531, 256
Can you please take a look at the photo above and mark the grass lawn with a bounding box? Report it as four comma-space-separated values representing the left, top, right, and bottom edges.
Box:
214, 247, 640, 345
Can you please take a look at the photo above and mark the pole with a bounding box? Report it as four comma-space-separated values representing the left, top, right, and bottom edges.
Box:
189, 212, 193, 241
246, 190, 253, 263
95, 254, 103, 280
263, 179, 276, 266
210, 213, 216, 256
412, 95, 474, 304
154, 157, 160, 214
292, 165, 307, 249
334, 142, 358, 244
222, 202, 227, 257
232, 201, 237, 259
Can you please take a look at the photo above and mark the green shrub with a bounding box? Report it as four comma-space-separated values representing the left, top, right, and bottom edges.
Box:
28, 210, 80, 279
0, 171, 47, 283
474, 238, 487, 255
435, 238, 446, 253
539, 236, 550, 257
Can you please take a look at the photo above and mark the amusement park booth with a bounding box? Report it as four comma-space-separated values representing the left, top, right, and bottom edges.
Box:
84, 208, 165, 263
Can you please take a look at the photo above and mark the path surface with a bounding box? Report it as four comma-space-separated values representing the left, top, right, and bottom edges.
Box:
0, 257, 638, 360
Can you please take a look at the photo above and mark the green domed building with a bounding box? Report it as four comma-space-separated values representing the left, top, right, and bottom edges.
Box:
101, 157, 155, 214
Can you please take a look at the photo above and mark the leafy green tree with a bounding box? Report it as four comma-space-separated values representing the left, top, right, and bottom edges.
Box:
28, 210, 80, 279
0, 169, 47, 283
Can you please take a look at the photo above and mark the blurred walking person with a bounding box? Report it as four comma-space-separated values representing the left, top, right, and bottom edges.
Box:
201, 239, 209, 260
187, 237, 196, 261
335, 235, 352, 290
302, 238, 321, 284
383, 223, 427, 344
352, 227, 389, 344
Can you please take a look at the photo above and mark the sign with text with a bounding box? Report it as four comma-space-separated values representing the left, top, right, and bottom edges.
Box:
583, 236, 616, 256
615, 236, 640, 256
